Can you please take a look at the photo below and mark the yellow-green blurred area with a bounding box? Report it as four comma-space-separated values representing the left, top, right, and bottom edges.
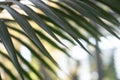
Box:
0, 0, 120, 80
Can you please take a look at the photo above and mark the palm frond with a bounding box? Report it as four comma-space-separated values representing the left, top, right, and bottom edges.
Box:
0, 0, 120, 80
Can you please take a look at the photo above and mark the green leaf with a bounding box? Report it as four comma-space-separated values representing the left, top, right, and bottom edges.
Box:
16, 51, 43, 79
35, 29, 70, 56
50, 6, 94, 45
0, 49, 43, 79
98, 0, 120, 14
0, 51, 33, 80
38, 14, 75, 45
0, 63, 17, 80
0, 5, 58, 68
60, 0, 120, 39
0, 20, 24, 80
10, 34, 58, 77
29, 0, 78, 37
82, 0, 120, 26
1, 0, 120, 79
8, 25, 68, 56
29, 0, 92, 54
22, 69, 33, 80
50, 1, 102, 39
74, 0, 120, 26
0, 51, 11, 61
0, 73, 1, 80
11, 1, 66, 48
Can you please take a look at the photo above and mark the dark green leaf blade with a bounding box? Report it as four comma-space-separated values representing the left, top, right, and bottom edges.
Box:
81, 0, 120, 26
29, 0, 92, 54
0, 51, 33, 80
98, 0, 120, 14
0, 73, 1, 80
50, 6, 94, 45
29, 0, 78, 37
0, 20, 24, 80
0, 62, 17, 80
10, 34, 58, 77
16, 51, 43, 79
38, 14, 75, 45
8, 25, 68, 56
0, 5, 58, 68
50, 1, 103, 39
11, 1, 66, 48
60, 0, 120, 39
74, 0, 120, 26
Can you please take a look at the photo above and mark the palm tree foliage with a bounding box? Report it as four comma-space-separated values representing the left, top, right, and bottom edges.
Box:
0, 0, 120, 80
